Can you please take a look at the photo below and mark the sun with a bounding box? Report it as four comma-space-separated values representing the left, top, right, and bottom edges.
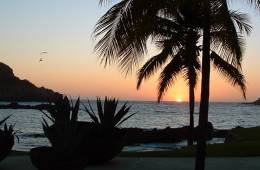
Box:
176, 98, 183, 103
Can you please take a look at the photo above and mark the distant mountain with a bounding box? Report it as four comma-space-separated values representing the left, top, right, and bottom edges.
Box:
0, 62, 62, 102
254, 98, 260, 105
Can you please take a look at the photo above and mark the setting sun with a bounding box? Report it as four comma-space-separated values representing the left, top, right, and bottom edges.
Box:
176, 98, 183, 102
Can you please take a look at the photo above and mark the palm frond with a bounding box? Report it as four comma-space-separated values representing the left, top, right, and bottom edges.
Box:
99, 0, 110, 5
158, 54, 184, 102
229, 10, 252, 35
94, 0, 177, 75
210, 1, 249, 68
137, 45, 172, 89
211, 51, 247, 99
94, 0, 151, 69
240, 0, 260, 8
182, 63, 200, 89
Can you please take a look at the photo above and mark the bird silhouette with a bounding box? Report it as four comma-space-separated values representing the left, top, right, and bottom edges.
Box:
39, 51, 48, 62
40, 51, 48, 55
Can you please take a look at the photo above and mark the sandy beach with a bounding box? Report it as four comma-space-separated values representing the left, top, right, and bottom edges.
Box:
1, 156, 260, 170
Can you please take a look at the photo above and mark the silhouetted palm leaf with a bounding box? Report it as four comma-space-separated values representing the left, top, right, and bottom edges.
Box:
243, 0, 260, 8
83, 101, 99, 124
117, 112, 137, 127
229, 10, 252, 35
210, 1, 251, 68
114, 103, 131, 126
137, 46, 172, 89
41, 96, 80, 124
158, 54, 184, 101
71, 98, 80, 122
94, 0, 187, 74
0, 115, 12, 126
96, 97, 104, 124
211, 51, 246, 98
85, 97, 135, 128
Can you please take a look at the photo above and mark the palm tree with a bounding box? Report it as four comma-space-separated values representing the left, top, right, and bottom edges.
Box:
136, 9, 248, 146
137, 27, 201, 146
95, 0, 256, 170
195, 1, 258, 169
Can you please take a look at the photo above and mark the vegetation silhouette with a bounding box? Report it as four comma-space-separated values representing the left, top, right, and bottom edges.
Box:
82, 97, 136, 163
95, 0, 257, 170
136, 4, 248, 146
84, 97, 136, 129
0, 115, 19, 162
30, 96, 88, 170
30, 96, 136, 169
193, 1, 257, 169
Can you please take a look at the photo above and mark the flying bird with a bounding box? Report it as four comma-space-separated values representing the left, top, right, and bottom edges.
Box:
40, 51, 48, 55
39, 51, 48, 62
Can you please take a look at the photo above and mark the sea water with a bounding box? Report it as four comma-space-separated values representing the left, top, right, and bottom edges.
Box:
0, 101, 259, 151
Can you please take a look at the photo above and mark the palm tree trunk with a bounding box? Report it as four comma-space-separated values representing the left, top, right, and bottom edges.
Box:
188, 85, 195, 146
195, 1, 211, 170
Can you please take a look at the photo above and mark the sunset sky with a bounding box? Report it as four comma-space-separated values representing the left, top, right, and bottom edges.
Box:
0, 0, 259, 102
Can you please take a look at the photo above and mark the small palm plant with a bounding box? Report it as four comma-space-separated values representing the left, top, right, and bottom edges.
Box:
41, 96, 84, 155
30, 96, 88, 170
0, 115, 19, 162
83, 97, 136, 129
82, 97, 136, 164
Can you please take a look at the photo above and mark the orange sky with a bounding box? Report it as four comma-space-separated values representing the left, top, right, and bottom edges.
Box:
0, 1, 260, 102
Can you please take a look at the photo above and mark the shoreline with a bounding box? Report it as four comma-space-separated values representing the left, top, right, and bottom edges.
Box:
9, 126, 260, 158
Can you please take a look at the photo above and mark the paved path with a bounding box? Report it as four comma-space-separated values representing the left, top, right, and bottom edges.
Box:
0, 156, 260, 170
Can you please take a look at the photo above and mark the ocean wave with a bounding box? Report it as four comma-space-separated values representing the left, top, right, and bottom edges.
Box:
155, 110, 176, 114
19, 133, 45, 138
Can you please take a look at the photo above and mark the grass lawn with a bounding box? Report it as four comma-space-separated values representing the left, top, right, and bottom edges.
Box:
11, 127, 260, 157
10, 150, 29, 156
120, 126, 260, 157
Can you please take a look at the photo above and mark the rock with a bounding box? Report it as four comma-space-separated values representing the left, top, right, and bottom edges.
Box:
0, 62, 62, 102
224, 131, 241, 144
254, 98, 260, 105
122, 126, 224, 144
0, 103, 53, 110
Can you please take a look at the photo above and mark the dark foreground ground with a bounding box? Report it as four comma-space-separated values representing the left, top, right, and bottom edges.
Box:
1, 126, 259, 170
1, 156, 260, 170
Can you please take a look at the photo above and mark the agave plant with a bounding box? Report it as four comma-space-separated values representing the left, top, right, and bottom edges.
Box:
41, 96, 79, 123
0, 123, 20, 142
83, 97, 136, 129
41, 96, 85, 155
0, 115, 12, 126
0, 115, 19, 142
0, 115, 19, 162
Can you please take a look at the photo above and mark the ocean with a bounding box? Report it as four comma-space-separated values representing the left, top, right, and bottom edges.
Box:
0, 101, 259, 152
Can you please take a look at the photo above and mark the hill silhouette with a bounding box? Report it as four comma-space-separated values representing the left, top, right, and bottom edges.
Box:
0, 62, 62, 102
254, 98, 260, 105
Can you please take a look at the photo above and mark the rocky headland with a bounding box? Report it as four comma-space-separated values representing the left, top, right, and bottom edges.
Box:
0, 62, 62, 102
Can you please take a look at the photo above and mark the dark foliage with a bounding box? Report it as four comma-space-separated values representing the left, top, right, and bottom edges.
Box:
83, 97, 136, 129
